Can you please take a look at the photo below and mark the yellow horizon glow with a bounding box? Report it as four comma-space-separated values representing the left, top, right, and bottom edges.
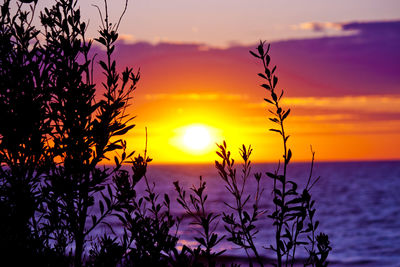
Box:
121, 93, 400, 164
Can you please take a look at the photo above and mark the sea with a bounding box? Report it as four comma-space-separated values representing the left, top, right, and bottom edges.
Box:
96, 161, 400, 266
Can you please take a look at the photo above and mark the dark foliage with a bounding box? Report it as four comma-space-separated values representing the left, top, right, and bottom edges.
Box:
0, 1, 331, 266
0, 1, 53, 265
114, 153, 179, 266
250, 41, 331, 267
215, 143, 264, 266
0, 0, 141, 266
174, 177, 226, 267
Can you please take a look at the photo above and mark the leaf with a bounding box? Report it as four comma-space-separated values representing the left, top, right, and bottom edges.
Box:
261, 84, 271, 90
99, 200, 104, 215
113, 124, 135, 136
104, 196, 111, 208
284, 228, 292, 240
266, 55, 271, 66
257, 44, 264, 56
264, 98, 273, 104
194, 237, 206, 247
249, 50, 260, 58
247, 225, 256, 232
258, 73, 267, 79
269, 129, 282, 135
106, 143, 123, 152
243, 211, 250, 223
274, 188, 282, 197
314, 221, 319, 230
297, 221, 303, 231
279, 90, 284, 100
164, 193, 170, 205
282, 109, 291, 121
273, 76, 278, 88
286, 149, 292, 164
271, 91, 277, 102
99, 60, 108, 71
286, 198, 303, 205
210, 233, 218, 246
273, 197, 283, 207
265, 67, 271, 78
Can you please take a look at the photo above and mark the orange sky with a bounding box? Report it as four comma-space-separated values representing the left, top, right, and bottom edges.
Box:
97, 25, 400, 163
17, 1, 399, 164
127, 92, 400, 163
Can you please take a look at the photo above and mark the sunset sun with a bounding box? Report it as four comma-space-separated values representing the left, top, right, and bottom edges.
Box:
182, 125, 212, 151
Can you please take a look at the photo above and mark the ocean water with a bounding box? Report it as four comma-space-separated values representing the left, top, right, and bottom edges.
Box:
99, 161, 400, 266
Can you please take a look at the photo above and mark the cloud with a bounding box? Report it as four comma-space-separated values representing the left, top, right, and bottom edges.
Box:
292, 22, 342, 32
292, 20, 400, 34
118, 33, 136, 44
246, 94, 400, 125
341, 20, 400, 35
92, 20, 400, 99
247, 94, 400, 113
282, 95, 400, 114
291, 20, 400, 41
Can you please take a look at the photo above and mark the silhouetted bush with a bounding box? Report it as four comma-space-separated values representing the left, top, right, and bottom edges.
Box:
175, 177, 226, 267
1, 0, 141, 266
214, 42, 331, 267
215, 143, 264, 266
0, 0, 53, 265
0, 0, 330, 266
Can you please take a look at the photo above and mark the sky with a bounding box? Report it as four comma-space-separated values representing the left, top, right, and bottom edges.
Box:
55, 0, 400, 47
24, 0, 400, 163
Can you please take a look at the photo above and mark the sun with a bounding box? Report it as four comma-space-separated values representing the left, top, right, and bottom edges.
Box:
182, 125, 212, 152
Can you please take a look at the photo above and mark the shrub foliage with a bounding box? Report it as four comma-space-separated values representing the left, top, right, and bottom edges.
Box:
0, 1, 330, 266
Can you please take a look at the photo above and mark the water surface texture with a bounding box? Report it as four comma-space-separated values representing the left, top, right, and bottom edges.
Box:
100, 161, 400, 266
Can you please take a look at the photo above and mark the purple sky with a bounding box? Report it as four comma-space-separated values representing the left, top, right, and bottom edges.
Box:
24, 0, 400, 46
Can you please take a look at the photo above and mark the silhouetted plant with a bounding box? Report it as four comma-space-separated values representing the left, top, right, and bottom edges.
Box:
113, 152, 179, 266
87, 234, 125, 267
39, 0, 138, 265
1, 0, 333, 265
0, 0, 53, 265
249, 41, 331, 267
174, 177, 226, 267
168, 245, 205, 267
215, 142, 264, 266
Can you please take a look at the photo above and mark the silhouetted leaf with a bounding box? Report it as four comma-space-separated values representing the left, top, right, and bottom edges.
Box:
282, 109, 291, 121
261, 84, 271, 90
273, 76, 278, 88
249, 50, 260, 58
258, 73, 267, 79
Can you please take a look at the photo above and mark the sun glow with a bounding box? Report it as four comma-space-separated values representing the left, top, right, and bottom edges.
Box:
182, 125, 212, 151
166, 123, 222, 159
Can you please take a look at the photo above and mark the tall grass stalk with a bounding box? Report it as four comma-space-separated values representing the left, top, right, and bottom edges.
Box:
215, 143, 264, 266
250, 41, 331, 267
